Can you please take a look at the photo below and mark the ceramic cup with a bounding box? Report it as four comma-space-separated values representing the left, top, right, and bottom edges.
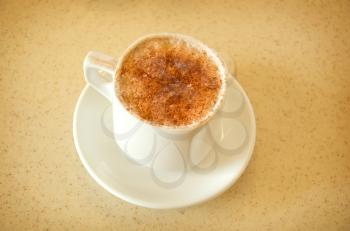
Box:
83, 33, 228, 167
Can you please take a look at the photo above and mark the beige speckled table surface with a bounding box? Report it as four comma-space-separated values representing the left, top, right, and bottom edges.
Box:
1, 0, 350, 230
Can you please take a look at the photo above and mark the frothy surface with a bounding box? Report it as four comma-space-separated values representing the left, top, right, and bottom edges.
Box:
116, 37, 221, 126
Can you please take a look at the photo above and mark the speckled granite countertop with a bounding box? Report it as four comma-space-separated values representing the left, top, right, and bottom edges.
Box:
1, 0, 349, 230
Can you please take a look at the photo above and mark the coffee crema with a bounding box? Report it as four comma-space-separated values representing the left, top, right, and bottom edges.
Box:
116, 37, 221, 126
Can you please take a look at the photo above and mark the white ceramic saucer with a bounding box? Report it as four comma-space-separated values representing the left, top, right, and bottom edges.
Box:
73, 78, 256, 209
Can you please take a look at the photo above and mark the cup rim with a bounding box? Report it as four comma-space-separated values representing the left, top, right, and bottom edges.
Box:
113, 33, 227, 130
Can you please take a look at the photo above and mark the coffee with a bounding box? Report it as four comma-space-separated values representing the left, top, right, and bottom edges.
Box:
116, 36, 222, 126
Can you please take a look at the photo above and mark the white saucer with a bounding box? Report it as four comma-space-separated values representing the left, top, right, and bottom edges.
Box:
73, 78, 256, 209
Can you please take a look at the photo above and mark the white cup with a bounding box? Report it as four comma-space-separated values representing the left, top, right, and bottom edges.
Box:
83, 33, 227, 168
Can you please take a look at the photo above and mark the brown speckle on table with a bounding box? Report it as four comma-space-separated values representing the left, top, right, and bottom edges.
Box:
0, 0, 350, 230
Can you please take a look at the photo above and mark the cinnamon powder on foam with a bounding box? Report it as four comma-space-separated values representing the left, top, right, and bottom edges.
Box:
116, 37, 221, 126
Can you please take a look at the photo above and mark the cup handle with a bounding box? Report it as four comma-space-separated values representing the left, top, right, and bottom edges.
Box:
83, 51, 117, 102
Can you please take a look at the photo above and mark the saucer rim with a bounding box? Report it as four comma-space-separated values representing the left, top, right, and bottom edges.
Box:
72, 81, 256, 209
